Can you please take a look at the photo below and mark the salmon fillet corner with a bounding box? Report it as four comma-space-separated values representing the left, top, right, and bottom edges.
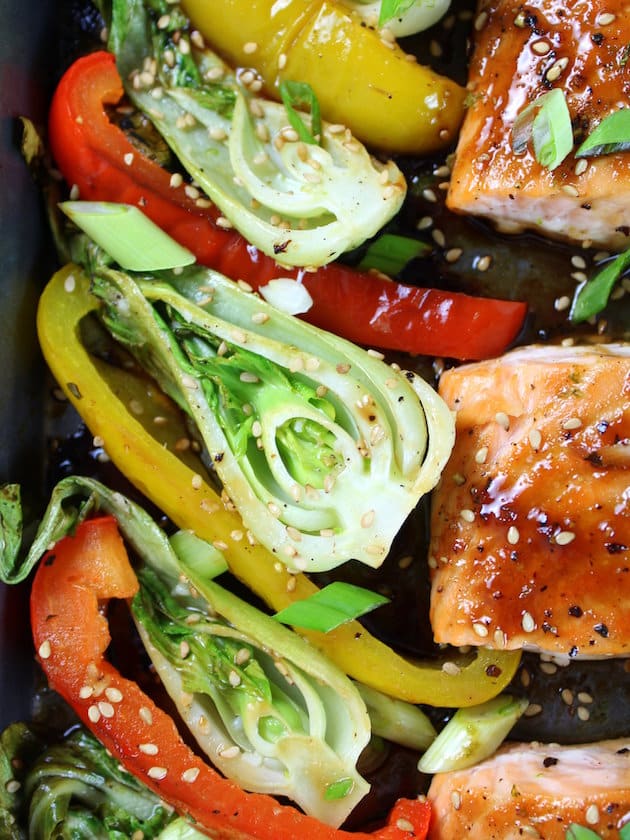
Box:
447, 0, 630, 250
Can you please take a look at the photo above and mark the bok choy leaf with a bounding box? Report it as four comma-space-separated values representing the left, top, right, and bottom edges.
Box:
106, 0, 406, 267
81, 255, 453, 572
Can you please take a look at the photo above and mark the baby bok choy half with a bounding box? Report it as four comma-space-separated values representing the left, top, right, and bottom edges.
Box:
0, 476, 374, 827
63, 214, 455, 573
101, 0, 406, 267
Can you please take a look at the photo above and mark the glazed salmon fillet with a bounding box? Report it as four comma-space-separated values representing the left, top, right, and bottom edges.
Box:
447, 0, 630, 250
427, 737, 630, 839
429, 344, 630, 658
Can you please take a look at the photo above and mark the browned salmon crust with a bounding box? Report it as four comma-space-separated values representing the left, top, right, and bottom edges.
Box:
429, 344, 630, 658
447, 0, 630, 250
427, 738, 630, 839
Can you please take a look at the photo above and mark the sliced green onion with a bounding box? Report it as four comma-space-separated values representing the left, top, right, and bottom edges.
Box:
273, 582, 389, 632
378, 0, 416, 26
323, 778, 354, 801
571, 246, 630, 323
357, 233, 429, 276
620, 822, 630, 840
511, 89, 573, 170
169, 530, 228, 579
60, 201, 196, 271
417, 694, 528, 774
278, 80, 322, 145
355, 681, 436, 751
566, 826, 602, 840
576, 108, 630, 158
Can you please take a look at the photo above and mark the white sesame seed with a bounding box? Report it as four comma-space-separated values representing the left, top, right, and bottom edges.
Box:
561, 184, 580, 197
5, 779, 20, 794
476, 254, 492, 272
562, 417, 582, 430
169, 172, 183, 188
522, 611, 536, 633
474, 10, 488, 29
525, 703, 543, 717
228, 670, 241, 687
495, 411, 510, 430
595, 11, 615, 25
585, 804, 600, 824
184, 184, 200, 200
507, 526, 520, 545
417, 215, 433, 230
396, 817, 415, 832
578, 691, 593, 704
123, 152, 134, 166
147, 766, 168, 780
361, 510, 376, 528
493, 628, 507, 648
532, 40, 551, 54
460, 508, 475, 523
473, 622, 489, 637
278, 52, 287, 69
475, 446, 489, 464
64, 273, 76, 292
578, 705, 591, 721
88, 705, 101, 723
529, 429, 542, 450
540, 661, 558, 675
546, 56, 569, 81
182, 767, 200, 783
561, 688, 574, 705
79, 685, 94, 699
422, 188, 437, 203
574, 158, 589, 176
445, 247, 463, 263
139, 706, 153, 725
191, 474, 203, 490
219, 745, 241, 759
105, 687, 123, 703
38, 640, 52, 660
139, 743, 159, 755
432, 229, 446, 248
442, 661, 461, 675
98, 702, 115, 719
451, 791, 462, 810
555, 531, 576, 546
243, 41, 258, 54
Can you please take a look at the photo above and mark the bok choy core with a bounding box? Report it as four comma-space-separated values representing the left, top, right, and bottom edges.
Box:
71, 235, 454, 572
105, 0, 406, 267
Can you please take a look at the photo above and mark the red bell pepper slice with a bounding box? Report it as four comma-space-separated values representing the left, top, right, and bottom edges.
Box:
30, 516, 431, 840
48, 50, 526, 362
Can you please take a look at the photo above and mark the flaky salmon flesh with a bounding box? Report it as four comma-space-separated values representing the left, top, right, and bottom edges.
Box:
429, 344, 630, 658
427, 737, 630, 839
447, 0, 630, 250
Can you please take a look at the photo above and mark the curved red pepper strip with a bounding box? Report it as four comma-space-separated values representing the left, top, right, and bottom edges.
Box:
30, 516, 431, 840
48, 51, 526, 361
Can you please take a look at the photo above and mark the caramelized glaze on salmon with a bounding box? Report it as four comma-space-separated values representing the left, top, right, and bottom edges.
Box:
447, 0, 630, 250
429, 344, 630, 658
427, 737, 630, 839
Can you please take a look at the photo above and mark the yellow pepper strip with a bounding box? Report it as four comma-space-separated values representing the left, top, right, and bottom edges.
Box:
181, 0, 465, 156
37, 264, 520, 706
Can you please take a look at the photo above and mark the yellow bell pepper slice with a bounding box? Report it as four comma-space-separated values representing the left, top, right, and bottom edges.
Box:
37, 264, 520, 706
181, 0, 465, 155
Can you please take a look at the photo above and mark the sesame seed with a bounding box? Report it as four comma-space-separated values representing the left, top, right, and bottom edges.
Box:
38, 640, 52, 659
578, 691, 593, 704
240, 371, 259, 383
147, 766, 168, 780
460, 508, 475, 523
546, 57, 569, 82
422, 188, 437, 203
495, 411, 510, 430
532, 40, 551, 54
396, 817, 415, 832
5, 779, 20, 794
507, 526, 520, 545
474, 10, 488, 29
216, 216, 233, 229
432, 229, 446, 248
98, 702, 115, 718
574, 159, 588, 176
562, 184, 580, 197
562, 417, 582, 430
514, 10, 526, 25
525, 703, 543, 717
361, 510, 376, 528
585, 804, 600, 824
473, 622, 489, 637
88, 705, 101, 723
476, 254, 492, 272
64, 273, 76, 292
180, 641, 191, 658
336, 363, 351, 374
191, 474, 203, 490
451, 791, 462, 810
529, 429, 542, 450
445, 247, 463, 263
417, 215, 433, 230
184, 184, 200, 200
555, 531, 576, 546
571, 271, 588, 283
493, 628, 507, 648
453, 472, 466, 486
540, 661, 558, 675
182, 767, 200, 783
219, 745, 241, 759
228, 670, 241, 687
139, 743, 159, 755
442, 661, 461, 675
561, 688, 574, 705
554, 295, 571, 311
522, 611, 536, 633
79, 685, 94, 699
595, 11, 615, 25
123, 152, 134, 166
105, 687, 123, 703
243, 41, 258, 54
139, 706, 153, 725
475, 446, 488, 464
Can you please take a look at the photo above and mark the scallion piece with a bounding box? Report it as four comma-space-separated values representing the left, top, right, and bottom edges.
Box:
60, 201, 196, 271
417, 694, 528, 774
511, 89, 573, 170
273, 582, 389, 632
358, 233, 429, 276
169, 530, 228, 580
571, 246, 630, 323
378, 0, 416, 26
565, 826, 602, 840
620, 822, 630, 840
278, 80, 322, 145
576, 108, 630, 158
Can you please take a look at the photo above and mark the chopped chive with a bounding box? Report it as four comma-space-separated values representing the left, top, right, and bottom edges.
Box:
565, 826, 602, 840
278, 80, 322, 145
576, 108, 630, 158
358, 233, 429, 276
273, 582, 389, 632
60, 201, 196, 271
570, 246, 630, 323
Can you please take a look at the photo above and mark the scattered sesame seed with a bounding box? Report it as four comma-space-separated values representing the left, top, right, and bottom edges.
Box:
562, 417, 582, 430
98, 702, 115, 719
228, 670, 241, 687
561, 688, 574, 705
555, 531, 576, 546
561, 184, 580, 197
422, 188, 437, 203
191, 474, 203, 490
522, 611, 536, 633
546, 56, 569, 82
88, 705, 101, 723
64, 273, 76, 293
571, 271, 588, 283
525, 703, 543, 717
38, 640, 51, 660
460, 508, 475, 523
585, 803, 600, 824
139, 743, 159, 755
507, 526, 520, 545
442, 661, 461, 675
532, 40, 551, 54
476, 254, 492, 272
417, 215, 433, 230
105, 687, 123, 703
574, 159, 588, 176
361, 510, 376, 528
445, 247, 463, 263
475, 446, 489, 464
396, 817, 415, 832
180, 641, 191, 658
147, 766, 168, 780
474, 10, 488, 29
529, 429, 542, 450
139, 706, 153, 725
571, 255, 587, 270
79, 685, 94, 699
219, 745, 241, 759
540, 661, 558, 675
578, 691, 594, 704
495, 411, 510, 430
451, 791, 462, 810
493, 628, 507, 648
432, 229, 446, 248
5, 779, 20, 794
595, 11, 615, 25
123, 152, 134, 166
182, 767, 200, 783
473, 621, 489, 638
243, 41, 258, 54
170, 172, 184, 189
